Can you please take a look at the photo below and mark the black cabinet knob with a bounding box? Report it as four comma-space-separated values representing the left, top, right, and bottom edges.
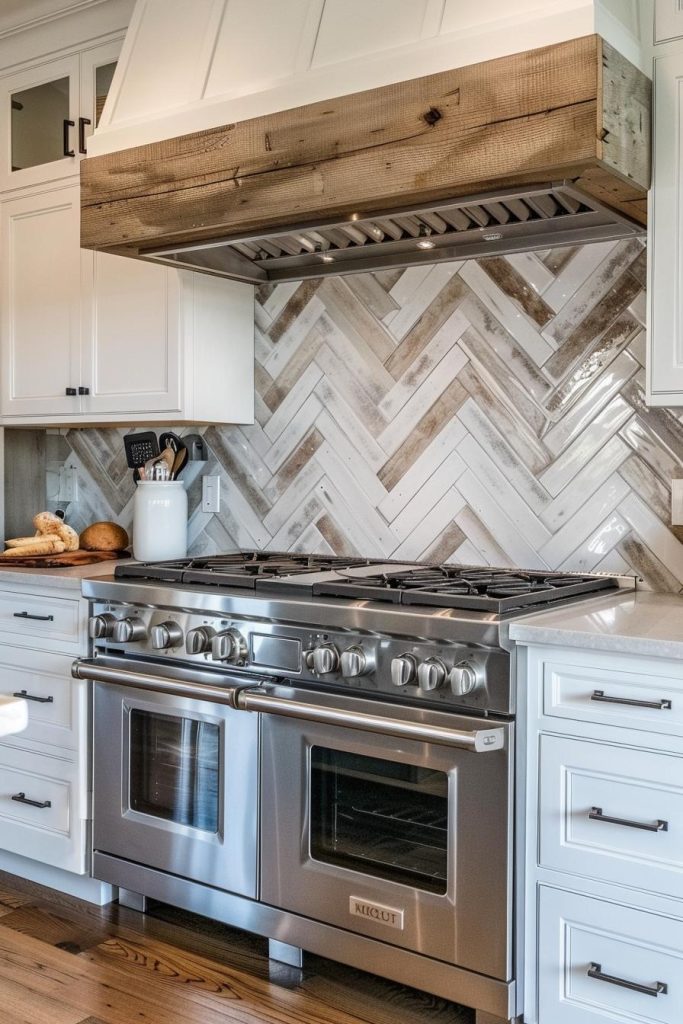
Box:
65, 387, 77, 396
78, 386, 90, 395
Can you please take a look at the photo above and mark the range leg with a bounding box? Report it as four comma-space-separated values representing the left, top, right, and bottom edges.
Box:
475, 1013, 522, 1024
118, 888, 149, 913
268, 939, 303, 968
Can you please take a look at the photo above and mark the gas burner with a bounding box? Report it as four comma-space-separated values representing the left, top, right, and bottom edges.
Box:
314, 565, 618, 612
115, 552, 619, 612
116, 552, 374, 589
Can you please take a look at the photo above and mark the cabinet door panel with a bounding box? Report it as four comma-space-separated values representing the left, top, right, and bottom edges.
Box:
539, 734, 683, 898
655, 1, 683, 42
0, 54, 80, 191
80, 251, 182, 415
649, 52, 683, 404
539, 886, 683, 1024
1, 185, 81, 418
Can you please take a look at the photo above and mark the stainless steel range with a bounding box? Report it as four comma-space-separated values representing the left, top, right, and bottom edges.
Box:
74, 553, 627, 1024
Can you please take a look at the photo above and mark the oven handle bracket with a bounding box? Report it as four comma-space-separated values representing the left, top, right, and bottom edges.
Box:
72, 658, 251, 707
236, 687, 506, 752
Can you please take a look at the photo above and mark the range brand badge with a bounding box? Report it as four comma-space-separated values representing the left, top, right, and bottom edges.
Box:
349, 896, 404, 930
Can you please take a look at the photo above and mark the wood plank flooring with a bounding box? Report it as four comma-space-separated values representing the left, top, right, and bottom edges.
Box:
0, 872, 472, 1024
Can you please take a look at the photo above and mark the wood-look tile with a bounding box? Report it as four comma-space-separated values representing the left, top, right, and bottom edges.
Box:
479, 255, 554, 325
543, 273, 642, 383
268, 280, 322, 343
47, 238, 683, 593
377, 379, 468, 492
385, 274, 468, 379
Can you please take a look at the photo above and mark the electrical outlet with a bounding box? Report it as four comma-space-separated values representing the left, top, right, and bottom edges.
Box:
58, 466, 78, 502
672, 479, 683, 526
202, 475, 221, 514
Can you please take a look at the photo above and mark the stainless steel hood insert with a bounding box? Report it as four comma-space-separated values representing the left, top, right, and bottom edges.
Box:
142, 182, 644, 284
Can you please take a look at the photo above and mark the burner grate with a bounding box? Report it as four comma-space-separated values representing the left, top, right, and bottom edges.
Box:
315, 566, 617, 611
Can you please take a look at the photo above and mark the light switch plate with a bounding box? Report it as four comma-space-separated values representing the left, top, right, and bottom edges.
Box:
672, 479, 683, 526
202, 475, 221, 514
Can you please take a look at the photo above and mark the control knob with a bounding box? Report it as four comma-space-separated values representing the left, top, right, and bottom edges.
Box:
150, 621, 184, 650
111, 616, 147, 644
449, 662, 478, 697
186, 626, 216, 655
417, 658, 447, 692
390, 654, 417, 687
308, 644, 340, 675
88, 613, 117, 639
211, 629, 247, 663
340, 646, 368, 678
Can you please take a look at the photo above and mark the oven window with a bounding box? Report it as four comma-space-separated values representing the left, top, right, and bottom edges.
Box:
129, 710, 220, 833
309, 747, 448, 894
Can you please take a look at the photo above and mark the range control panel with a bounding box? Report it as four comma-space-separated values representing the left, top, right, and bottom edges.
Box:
89, 602, 512, 714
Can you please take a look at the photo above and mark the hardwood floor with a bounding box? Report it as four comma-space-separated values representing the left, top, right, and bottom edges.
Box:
0, 872, 472, 1023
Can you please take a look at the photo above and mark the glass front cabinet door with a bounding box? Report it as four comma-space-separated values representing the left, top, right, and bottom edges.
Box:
0, 40, 121, 191
0, 54, 80, 190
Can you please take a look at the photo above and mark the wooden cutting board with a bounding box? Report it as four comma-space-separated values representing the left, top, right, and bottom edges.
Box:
0, 549, 131, 568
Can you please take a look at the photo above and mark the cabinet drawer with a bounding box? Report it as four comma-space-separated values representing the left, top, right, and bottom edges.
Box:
538, 886, 683, 1024
542, 656, 683, 737
0, 590, 81, 649
540, 735, 683, 899
0, 746, 85, 873
0, 647, 84, 751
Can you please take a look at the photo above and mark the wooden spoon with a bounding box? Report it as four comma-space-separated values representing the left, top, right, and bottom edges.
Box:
171, 446, 188, 479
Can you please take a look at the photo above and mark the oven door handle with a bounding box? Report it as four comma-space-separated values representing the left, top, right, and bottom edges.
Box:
236, 688, 506, 752
72, 658, 245, 707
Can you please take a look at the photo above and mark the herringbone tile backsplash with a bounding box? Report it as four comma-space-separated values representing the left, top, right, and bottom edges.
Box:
47, 239, 683, 592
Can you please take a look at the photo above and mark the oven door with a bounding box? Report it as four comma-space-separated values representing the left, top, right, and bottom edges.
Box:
90, 660, 259, 897
252, 684, 513, 981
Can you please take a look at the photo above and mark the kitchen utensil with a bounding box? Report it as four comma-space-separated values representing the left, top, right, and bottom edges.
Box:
171, 446, 188, 479
124, 431, 159, 468
160, 446, 176, 476
182, 434, 207, 461
159, 432, 183, 454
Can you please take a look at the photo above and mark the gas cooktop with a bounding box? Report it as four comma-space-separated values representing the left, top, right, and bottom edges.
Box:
115, 552, 619, 614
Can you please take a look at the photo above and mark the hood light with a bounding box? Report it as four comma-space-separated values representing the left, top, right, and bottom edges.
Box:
416, 226, 435, 250
483, 232, 503, 241
319, 252, 335, 263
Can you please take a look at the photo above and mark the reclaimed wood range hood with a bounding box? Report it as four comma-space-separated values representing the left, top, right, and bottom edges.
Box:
80, 35, 650, 284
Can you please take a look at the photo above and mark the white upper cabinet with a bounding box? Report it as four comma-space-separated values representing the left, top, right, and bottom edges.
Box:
0, 184, 82, 418
655, 0, 683, 42
648, 49, 683, 404
0, 182, 254, 425
0, 53, 81, 192
0, 38, 123, 192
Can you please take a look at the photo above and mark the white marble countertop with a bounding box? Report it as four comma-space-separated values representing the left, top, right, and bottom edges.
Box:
0, 561, 125, 592
509, 589, 683, 659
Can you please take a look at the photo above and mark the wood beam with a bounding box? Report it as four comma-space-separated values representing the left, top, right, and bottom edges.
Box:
80, 34, 650, 257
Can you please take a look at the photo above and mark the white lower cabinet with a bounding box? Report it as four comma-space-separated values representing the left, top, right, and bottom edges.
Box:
0, 746, 85, 873
522, 644, 683, 1023
0, 582, 89, 876
539, 734, 683, 898
539, 886, 683, 1024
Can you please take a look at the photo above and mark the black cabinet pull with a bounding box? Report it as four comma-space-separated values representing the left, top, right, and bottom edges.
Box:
13, 612, 54, 622
588, 962, 667, 998
589, 807, 668, 833
62, 119, 75, 157
78, 116, 91, 154
591, 689, 672, 711
65, 387, 77, 396
11, 792, 51, 809
78, 386, 90, 395
13, 690, 53, 704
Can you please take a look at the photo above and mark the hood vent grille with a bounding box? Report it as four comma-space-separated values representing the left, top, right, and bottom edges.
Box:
143, 182, 644, 284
